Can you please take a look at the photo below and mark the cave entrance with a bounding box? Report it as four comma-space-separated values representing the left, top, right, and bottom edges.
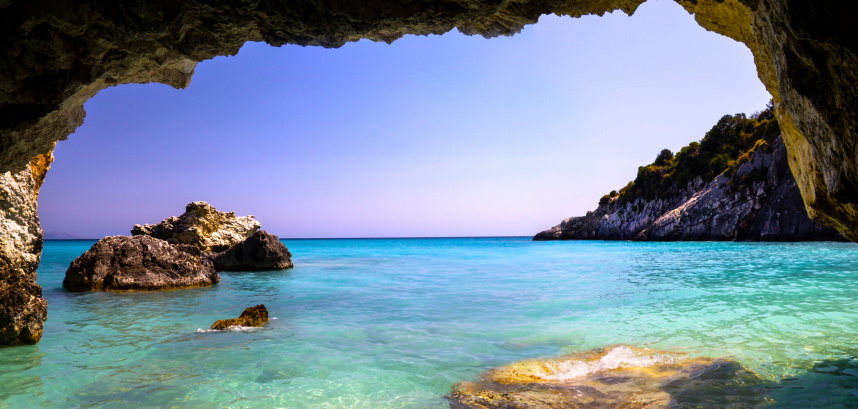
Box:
37, 0, 770, 240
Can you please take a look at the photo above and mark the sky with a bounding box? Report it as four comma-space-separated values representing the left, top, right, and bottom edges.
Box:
38, 0, 772, 239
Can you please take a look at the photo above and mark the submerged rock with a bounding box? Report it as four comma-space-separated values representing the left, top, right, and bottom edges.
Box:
448, 345, 769, 409
208, 230, 293, 271
63, 235, 219, 291
132, 201, 260, 252
210, 304, 269, 330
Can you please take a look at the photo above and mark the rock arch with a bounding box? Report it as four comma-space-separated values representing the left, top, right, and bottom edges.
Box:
1, 0, 855, 345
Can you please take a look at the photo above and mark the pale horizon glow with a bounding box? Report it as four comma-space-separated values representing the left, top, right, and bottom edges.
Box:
38, 0, 772, 239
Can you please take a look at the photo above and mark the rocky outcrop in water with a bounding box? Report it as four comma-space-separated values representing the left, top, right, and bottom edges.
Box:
63, 203, 290, 292
132, 201, 260, 252
63, 235, 218, 291
0, 147, 53, 346
448, 345, 769, 409
535, 136, 842, 241
208, 230, 293, 272
210, 304, 269, 330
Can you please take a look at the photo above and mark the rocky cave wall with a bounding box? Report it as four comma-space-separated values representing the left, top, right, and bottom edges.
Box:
0, 0, 855, 345
0, 145, 52, 346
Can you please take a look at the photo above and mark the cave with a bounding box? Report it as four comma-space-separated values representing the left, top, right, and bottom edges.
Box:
0, 0, 855, 347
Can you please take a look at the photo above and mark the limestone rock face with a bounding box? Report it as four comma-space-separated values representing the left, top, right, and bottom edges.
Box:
63, 235, 219, 291
0, 148, 53, 346
132, 201, 260, 252
210, 304, 269, 330
448, 345, 769, 409
677, 1, 858, 241
535, 136, 843, 241
208, 230, 293, 272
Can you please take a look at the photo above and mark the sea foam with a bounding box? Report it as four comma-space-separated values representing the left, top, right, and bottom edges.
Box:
540, 345, 677, 381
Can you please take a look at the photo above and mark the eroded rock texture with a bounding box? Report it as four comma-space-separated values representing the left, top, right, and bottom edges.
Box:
132, 201, 260, 252
63, 235, 219, 291
207, 230, 293, 272
0, 148, 53, 346
448, 345, 769, 409
676, 1, 858, 240
535, 136, 843, 241
210, 304, 269, 330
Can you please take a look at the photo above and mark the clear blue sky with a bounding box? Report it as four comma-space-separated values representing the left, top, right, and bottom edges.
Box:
38, 0, 771, 239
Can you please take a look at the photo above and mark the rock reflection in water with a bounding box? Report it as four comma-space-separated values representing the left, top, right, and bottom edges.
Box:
448, 345, 770, 409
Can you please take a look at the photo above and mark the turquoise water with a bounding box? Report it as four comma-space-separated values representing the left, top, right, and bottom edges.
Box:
2, 238, 858, 408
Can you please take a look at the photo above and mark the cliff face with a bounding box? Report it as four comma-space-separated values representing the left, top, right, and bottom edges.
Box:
535, 136, 842, 241
0, 146, 53, 346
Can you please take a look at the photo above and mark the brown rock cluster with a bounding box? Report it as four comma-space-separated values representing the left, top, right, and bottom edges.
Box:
63, 202, 292, 292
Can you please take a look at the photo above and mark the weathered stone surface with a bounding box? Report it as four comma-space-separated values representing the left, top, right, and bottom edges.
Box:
448, 345, 769, 409
0, 148, 53, 346
210, 304, 268, 330
63, 235, 219, 291
677, 1, 858, 242
207, 230, 293, 272
535, 136, 843, 241
132, 201, 260, 252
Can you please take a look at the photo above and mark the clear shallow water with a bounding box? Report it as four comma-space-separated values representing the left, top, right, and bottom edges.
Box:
2, 238, 858, 408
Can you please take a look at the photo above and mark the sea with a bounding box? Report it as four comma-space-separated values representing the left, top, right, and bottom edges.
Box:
1, 238, 857, 408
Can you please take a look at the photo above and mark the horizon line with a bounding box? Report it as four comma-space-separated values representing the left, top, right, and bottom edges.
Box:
44, 235, 534, 241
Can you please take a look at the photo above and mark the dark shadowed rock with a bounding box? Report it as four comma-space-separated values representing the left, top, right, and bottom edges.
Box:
210, 304, 269, 330
63, 235, 219, 291
208, 230, 293, 272
131, 201, 260, 252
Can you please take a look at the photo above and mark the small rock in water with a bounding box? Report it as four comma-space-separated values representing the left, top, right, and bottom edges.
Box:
210, 304, 269, 330
447, 345, 770, 409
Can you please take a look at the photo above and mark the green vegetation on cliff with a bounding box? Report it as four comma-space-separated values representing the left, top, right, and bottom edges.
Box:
612, 103, 781, 203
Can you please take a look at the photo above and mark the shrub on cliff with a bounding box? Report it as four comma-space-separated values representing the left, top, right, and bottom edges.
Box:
618, 103, 780, 202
